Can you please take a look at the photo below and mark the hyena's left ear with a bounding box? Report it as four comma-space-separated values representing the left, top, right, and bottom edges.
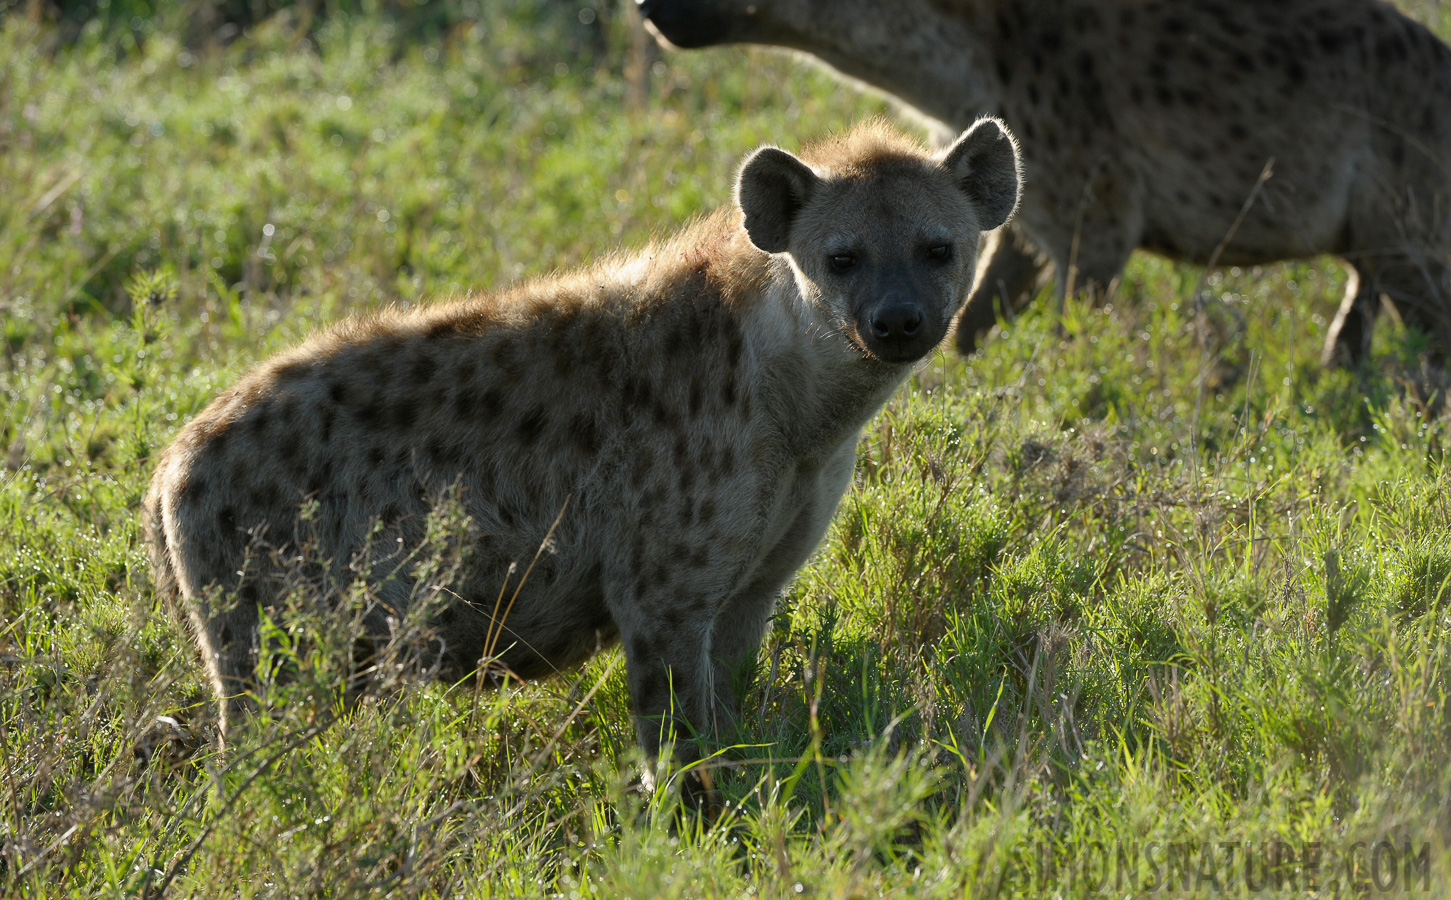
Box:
941, 117, 1022, 232
736, 146, 821, 254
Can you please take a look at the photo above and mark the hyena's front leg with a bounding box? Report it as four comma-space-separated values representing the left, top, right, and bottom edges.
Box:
616, 609, 719, 812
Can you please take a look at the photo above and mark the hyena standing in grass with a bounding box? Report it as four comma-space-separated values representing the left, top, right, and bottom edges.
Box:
639, 0, 1451, 366
143, 118, 1021, 804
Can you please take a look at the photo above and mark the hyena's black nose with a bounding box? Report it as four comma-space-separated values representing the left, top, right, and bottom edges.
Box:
869, 301, 924, 341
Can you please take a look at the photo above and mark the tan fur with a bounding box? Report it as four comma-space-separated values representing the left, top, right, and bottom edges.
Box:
142, 119, 1021, 791
641, 0, 1451, 365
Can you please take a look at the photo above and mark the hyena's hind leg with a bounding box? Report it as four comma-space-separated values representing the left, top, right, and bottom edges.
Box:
1322, 262, 1378, 367
184, 582, 265, 746
1380, 254, 1451, 365
142, 486, 265, 745
954, 226, 1051, 355
1325, 251, 1451, 366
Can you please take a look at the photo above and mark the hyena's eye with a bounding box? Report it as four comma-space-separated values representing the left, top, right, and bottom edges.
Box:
926, 245, 951, 261
829, 253, 856, 271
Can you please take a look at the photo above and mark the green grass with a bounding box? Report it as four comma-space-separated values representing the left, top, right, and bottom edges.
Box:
4, 2, 1451, 896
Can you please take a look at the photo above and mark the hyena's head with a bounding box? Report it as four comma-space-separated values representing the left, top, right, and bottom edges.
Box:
736, 117, 1021, 364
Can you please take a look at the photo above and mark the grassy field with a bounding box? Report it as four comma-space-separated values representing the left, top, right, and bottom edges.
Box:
4, 1, 1451, 896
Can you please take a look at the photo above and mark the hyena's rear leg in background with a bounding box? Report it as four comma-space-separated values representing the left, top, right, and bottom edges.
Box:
954, 226, 1051, 355
1324, 253, 1451, 367
1322, 263, 1378, 367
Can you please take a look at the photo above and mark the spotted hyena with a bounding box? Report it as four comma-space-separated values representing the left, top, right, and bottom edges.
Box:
639, 0, 1451, 365
143, 118, 1021, 797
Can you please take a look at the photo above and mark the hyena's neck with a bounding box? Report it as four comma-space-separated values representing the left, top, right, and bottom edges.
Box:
742, 263, 911, 467
765, 0, 1000, 129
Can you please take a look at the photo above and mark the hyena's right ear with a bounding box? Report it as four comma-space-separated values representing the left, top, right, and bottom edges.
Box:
941, 117, 1022, 232
736, 147, 820, 254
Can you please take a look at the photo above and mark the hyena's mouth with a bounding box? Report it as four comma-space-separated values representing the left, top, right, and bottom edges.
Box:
834, 315, 874, 359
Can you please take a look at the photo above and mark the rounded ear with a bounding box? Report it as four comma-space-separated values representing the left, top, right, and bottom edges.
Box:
940, 117, 1023, 232
736, 147, 820, 254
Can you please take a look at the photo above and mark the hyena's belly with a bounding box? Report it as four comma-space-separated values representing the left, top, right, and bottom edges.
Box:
437, 558, 618, 683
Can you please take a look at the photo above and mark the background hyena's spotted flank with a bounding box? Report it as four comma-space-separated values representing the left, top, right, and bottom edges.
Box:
639, 0, 1451, 366
143, 117, 1022, 808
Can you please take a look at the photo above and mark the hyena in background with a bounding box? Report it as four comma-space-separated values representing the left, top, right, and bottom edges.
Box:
638, 0, 1451, 366
143, 118, 1021, 804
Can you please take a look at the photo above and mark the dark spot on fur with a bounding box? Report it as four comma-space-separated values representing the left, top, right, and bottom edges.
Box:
428, 437, 460, 468
179, 474, 208, 505
641, 487, 661, 517
247, 410, 270, 438
277, 432, 302, 467
570, 414, 601, 456
1284, 58, 1305, 88
995, 58, 1012, 86
306, 459, 332, 496
409, 353, 437, 384
996, 8, 1017, 40
663, 321, 685, 359
651, 399, 680, 429
490, 341, 520, 380
390, 400, 417, 431
629, 635, 657, 670
629, 459, 649, 490
722, 380, 737, 407
425, 318, 458, 342
275, 361, 311, 382
356, 400, 384, 429
1315, 30, 1346, 55
699, 498, 716, 524
725, 330, 744, 371
367, 446, 385, 467
217, 507, 236, 528
456, 386, 505, 421
516, 405, 547, 444
1039, 25, 1061, 54
498, 500, 519, 528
